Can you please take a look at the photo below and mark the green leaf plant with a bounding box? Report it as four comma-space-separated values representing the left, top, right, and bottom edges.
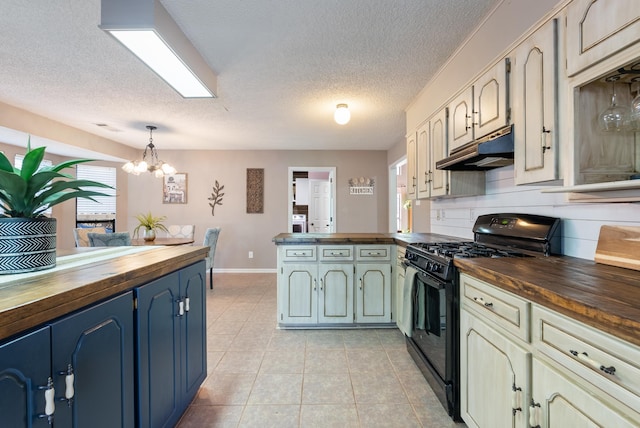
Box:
0, 137, 114, 218
132, 212, 169, 238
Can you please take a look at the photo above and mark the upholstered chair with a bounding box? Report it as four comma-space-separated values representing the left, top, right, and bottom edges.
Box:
73, 227, 106, 247
166, 224, 195, 240
203, 228, 221, 289
87, 232, 132, 247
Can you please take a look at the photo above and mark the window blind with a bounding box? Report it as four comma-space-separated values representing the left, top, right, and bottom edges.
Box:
76, 165, 117, 219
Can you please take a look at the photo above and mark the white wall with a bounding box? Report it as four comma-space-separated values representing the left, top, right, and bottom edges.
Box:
428, 166, 640, 260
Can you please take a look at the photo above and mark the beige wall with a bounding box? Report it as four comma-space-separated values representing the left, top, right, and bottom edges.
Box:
125, 150, 390, 270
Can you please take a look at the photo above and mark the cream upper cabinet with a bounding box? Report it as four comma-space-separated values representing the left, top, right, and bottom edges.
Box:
513, 18, 559, 185
473, 58, 510, 138
416, 121, 431, 199
406, 132, 417, 199
566, 0, 640, 77
449, 59, 510, 153
448, 86, 474, 152
429, 108, 448, 198
416, 108, 449, 199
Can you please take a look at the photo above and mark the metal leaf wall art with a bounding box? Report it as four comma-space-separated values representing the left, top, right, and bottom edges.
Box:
208, 180, 225, 216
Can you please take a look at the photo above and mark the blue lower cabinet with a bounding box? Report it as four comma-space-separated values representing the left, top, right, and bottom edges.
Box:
50, 291, 135, 428
136, 260, 207, 428
0, 326, 52, 428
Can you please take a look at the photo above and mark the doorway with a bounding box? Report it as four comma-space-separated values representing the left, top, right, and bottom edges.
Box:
288, 167, 336, 233
389, 158, 410, 233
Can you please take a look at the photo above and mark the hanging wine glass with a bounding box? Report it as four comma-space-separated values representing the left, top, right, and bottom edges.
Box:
598, 76, 631, 132
630, 77, 640, 131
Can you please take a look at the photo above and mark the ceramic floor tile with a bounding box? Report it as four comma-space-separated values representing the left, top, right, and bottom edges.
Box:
206, 351, 225, 373
247, 373, 303, 405
267, 332, 307, 351
176, 405, 244, 428
304, 349, 349, 373
387, 348, 421, 372
175, 273, 467, 428
302, 373, 354, 404
305, 332, 345, 350
194, 372, 256, 405
357, 403, 422, 427
347, 349, 395, 373
207, 334, 235, 352
350, 371, 410, 404
238, 405, 300, 428
300, 404, 359, 427
260, 350, 305, 374
215, 351, 264, 374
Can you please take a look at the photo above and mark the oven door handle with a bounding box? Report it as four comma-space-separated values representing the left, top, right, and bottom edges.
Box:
417, 271, 445, 290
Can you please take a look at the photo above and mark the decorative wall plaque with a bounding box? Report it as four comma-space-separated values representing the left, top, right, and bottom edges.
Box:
246, 168, 264, 213
163, 173, 187, 204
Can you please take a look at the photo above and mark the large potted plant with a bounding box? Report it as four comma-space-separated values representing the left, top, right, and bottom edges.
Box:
133, 212, 168, 241
0, 140, 113, 274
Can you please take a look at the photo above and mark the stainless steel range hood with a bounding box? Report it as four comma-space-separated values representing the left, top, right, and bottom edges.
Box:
436, 125, 514, 171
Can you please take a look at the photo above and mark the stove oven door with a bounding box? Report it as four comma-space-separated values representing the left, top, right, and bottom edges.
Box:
412, 271, 449, 382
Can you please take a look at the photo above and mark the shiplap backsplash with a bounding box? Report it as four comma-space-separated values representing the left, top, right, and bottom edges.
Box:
429, 166, 640, 260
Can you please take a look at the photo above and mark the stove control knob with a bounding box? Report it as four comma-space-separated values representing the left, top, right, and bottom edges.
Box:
431, 264, 440, 273
426, 261, 432, 271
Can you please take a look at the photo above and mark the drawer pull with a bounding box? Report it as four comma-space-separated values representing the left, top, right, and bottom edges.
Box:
473, 296, 493, 307
292, 252, 307, 256
529, 399, 541, 428
570, 350, 616, 375
368, 252, 380, 256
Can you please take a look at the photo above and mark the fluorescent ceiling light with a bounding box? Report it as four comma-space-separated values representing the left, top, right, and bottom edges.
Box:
100, 0, 217, 98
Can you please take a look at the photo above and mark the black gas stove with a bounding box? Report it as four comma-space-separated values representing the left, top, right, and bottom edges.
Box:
403, 213, 561, 421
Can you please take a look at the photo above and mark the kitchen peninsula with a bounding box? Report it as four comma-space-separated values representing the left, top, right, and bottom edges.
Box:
0, 245, 209, 428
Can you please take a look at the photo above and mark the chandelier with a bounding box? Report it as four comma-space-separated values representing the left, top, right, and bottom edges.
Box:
122, 125, 176, 177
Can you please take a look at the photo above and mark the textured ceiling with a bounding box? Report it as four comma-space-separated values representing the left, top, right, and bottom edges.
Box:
0, 0, 498, 156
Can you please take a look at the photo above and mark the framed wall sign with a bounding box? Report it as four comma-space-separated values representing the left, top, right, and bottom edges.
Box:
163, 173, 188, 204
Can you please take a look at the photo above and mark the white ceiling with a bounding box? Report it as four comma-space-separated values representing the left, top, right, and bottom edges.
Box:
0, 0, 498, 156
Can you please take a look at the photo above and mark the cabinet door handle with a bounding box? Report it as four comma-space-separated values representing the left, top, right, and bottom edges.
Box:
529, 399, 541, 428
319, 278, 323, 291
185, 297, 190, 312
541, 126, 552, 153
511, 384, 522, 415
473, 296, 493, 307
359, 278, 363, 290
58, 364, 74, 403
569, 350, 616, 375
38, 377, 55, 421
313, 278, 317, 291
178, 299, 185, 316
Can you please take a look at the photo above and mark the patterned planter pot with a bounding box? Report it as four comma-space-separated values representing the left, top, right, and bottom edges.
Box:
0, 217, 57, 274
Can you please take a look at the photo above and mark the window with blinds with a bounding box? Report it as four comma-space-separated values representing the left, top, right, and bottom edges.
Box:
76, 165, 117, 221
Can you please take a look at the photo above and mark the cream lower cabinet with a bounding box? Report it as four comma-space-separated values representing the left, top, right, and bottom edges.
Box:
460, 273, 640, 428
461, 310, 530, 428
355, 245, 392, 324
278, 245, 393, 327
460, 272, 531, 428
530, 358, 639, 428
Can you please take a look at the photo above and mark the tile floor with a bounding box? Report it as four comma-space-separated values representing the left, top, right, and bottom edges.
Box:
176, 273, 466, 428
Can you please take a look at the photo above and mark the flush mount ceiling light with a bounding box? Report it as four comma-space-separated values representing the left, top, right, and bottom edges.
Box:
122, 125, 177, 177
99, 0, 217, 98
334, 103, 351, 125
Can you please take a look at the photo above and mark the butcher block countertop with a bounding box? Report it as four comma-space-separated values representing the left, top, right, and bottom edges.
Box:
272, 232, 459, 246
0, 245, 209, 342
454, 255, 640, 348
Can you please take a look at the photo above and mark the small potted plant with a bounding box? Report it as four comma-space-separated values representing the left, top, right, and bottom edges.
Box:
133, 212, 168, 241
0, 139, 113, 274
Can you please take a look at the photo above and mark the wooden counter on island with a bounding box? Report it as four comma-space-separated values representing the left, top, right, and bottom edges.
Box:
0, 245, 209, 428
